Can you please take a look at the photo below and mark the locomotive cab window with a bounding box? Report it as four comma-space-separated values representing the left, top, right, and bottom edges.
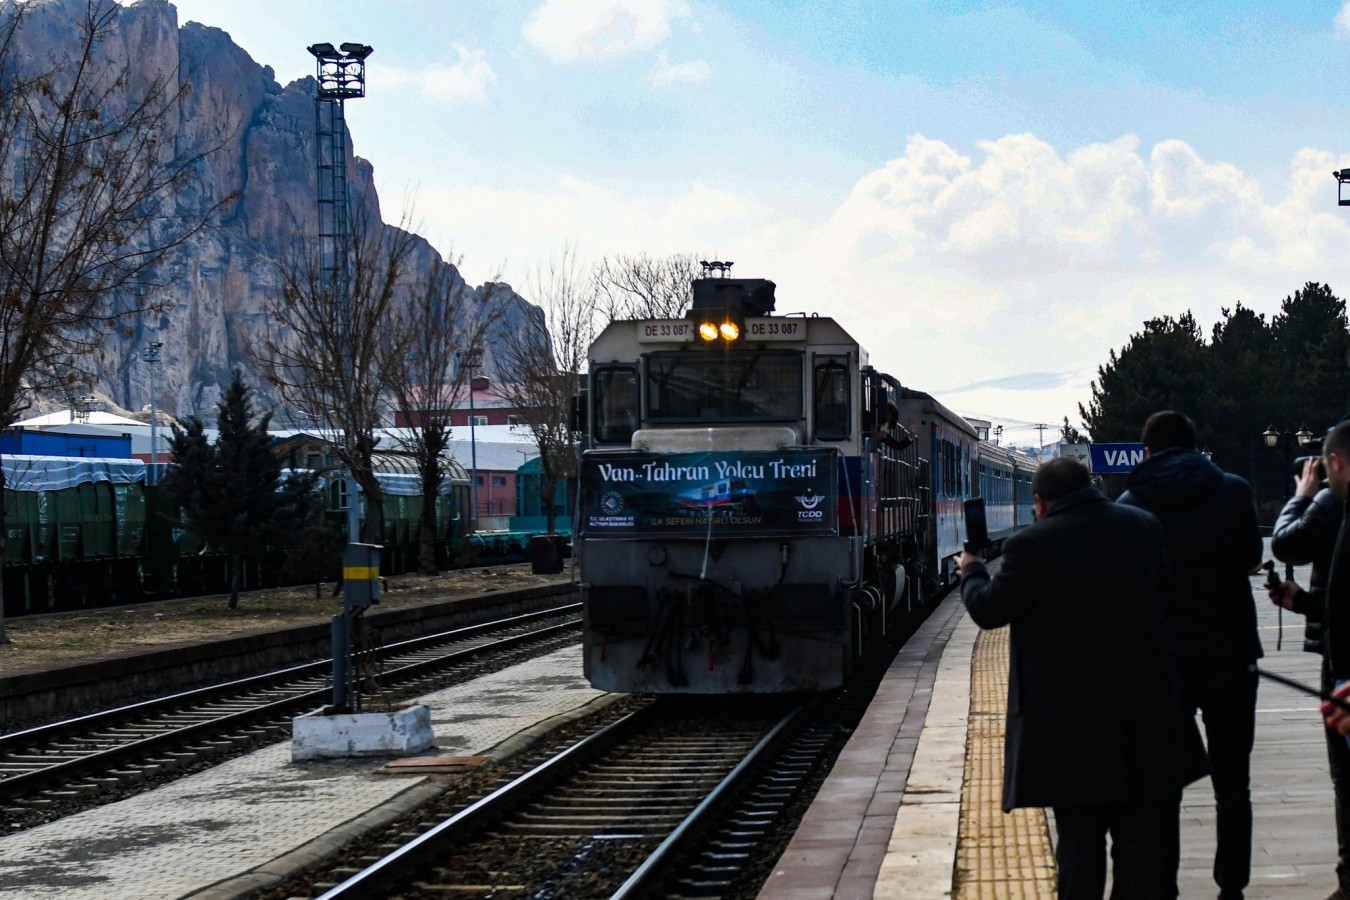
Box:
592, 365, 639, 445
645, 350, 802, 423
812, 355, 850, 441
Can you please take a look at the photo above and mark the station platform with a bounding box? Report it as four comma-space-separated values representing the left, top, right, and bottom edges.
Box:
762, 548, 1339, 899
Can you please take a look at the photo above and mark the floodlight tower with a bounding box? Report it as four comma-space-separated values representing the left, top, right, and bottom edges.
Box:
308, 41, 373, 713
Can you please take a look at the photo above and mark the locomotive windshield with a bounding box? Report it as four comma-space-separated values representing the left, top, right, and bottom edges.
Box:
644, 350, 802, 422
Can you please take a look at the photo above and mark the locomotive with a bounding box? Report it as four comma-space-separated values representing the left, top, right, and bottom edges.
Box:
573, 268, 1039, 694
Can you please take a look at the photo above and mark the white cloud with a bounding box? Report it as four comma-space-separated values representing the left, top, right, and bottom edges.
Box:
1149, 140, 1257, 218
649, 51, 711, 88
523, 0, 689, 61
816, 133, 1152, 279
374, 46, 496, 105
1336, 2, 1350, 39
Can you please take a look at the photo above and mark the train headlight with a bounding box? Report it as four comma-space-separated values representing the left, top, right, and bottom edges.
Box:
719, 321, 740, 341
698, 322, 719, 341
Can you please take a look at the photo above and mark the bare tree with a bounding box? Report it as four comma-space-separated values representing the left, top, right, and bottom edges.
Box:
264, 204, 419, 545
0, 1, 235, 644
382, 256, 498, 574
592, 252, 702, 323
492, 248, 594, 535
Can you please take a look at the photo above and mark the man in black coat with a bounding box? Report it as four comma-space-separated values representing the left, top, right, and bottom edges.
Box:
958, 457, 1206, 899
1118, 410, 1263, 900
1272, 455, 1350, 900
1272, 420, 1350, 900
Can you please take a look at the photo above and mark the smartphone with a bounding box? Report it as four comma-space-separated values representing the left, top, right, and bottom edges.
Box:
1251, 665, 1350, 713
964, 498, 988, 554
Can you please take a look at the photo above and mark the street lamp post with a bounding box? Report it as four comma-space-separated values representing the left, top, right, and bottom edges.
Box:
1263, 424, 1316, 519
143, 342, 162, 485
1264, 424, 1314, 649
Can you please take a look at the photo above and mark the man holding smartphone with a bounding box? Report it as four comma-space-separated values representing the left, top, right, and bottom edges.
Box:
1271, 420, 1350, 900
957, 457, 1205, 899
1117, 410, 1262, 900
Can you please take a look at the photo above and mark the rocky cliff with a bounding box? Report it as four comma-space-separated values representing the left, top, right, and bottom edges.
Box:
10, 0, 536, 422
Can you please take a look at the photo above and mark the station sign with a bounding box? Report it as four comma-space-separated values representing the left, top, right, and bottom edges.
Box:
1089, 442, 1145, 473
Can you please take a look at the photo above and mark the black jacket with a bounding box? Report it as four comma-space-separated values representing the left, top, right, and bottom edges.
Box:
1118, 448, 1263, 665
1271, 488, 1340, 654
960, 487, 1207, 812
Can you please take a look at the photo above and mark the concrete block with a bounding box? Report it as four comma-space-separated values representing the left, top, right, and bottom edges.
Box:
291, 703, 436, 761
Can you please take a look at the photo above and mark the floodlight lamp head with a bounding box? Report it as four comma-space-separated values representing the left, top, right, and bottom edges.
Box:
307, 42, 339, 59
339, 43, 373, 59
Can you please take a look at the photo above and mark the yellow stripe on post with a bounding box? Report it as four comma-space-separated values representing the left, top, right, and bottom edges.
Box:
343, 566, 380, 581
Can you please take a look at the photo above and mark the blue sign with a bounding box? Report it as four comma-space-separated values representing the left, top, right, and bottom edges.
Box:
1089, 442, 1145, 473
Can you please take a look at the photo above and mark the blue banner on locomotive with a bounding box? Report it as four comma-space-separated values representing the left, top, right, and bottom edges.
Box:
575, 275, 942, 694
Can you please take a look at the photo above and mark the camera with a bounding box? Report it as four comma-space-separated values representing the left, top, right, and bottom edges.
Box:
1292, 454, 1324, 477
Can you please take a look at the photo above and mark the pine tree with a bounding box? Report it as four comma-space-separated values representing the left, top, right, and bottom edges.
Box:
1079, 311, 1214, 442
160, 371, 318, 609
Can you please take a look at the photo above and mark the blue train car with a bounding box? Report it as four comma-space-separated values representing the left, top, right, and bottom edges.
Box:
977, 443, 1039, 548
896, 389, 982, 587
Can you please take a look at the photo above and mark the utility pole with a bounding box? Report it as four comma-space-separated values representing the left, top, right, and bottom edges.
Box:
1035, 422, 1049, 458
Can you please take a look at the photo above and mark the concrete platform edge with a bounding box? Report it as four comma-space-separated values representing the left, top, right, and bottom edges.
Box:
874, 610, 976, 898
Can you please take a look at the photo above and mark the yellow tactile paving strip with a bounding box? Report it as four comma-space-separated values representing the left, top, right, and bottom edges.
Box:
954, 626, 1058, 898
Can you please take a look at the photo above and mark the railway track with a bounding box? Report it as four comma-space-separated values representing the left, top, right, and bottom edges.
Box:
270, 588, 924, 900
309, 697, 806, 899
0, 602, 582, 828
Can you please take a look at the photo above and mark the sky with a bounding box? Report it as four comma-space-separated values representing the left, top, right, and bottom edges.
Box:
158, 0, 1350, 448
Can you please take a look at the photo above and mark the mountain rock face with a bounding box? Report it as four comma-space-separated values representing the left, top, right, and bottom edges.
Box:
12, 0, 537, 422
